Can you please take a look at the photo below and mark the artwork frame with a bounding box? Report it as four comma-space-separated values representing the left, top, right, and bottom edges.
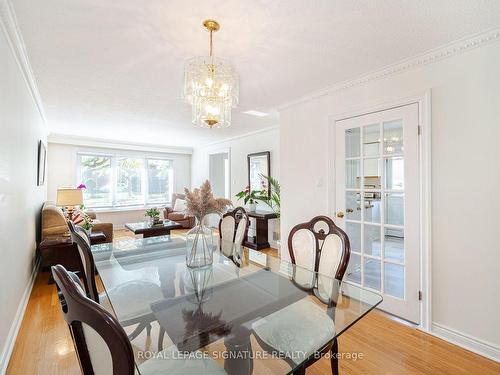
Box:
247, 151, 271, 198
37, 140, 46, 186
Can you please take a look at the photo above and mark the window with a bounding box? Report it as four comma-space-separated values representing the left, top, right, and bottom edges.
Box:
79, 155, 112, 207
116, 157, 144, 206
78, 153, 173, 209
147, 159, 174, 204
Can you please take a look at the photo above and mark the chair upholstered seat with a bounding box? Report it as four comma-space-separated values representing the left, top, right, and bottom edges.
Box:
99, 280, 164, 322
252, 299, 335, 364
137, 345, 226, 375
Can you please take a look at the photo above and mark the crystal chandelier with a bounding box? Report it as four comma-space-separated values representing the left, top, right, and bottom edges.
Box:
183, 20, 239, 129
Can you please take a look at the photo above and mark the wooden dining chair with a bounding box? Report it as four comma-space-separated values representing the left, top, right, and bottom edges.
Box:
68, 221, 163, 340
218, 207, 250, 246
52, 265, 226, 375
252, 216, 351, 375
288, 215, 351, 280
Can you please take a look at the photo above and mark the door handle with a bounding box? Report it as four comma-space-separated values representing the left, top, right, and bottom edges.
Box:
336, 211, 345, 218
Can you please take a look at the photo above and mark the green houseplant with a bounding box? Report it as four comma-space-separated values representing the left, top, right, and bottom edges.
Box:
256, 174, 280, 217
235, 186, 262, 212
145, 207, 161, 224
80, 213, 94, 235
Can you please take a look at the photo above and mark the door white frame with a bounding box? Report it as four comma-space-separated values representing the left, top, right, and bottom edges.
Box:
327, 90, 432, 332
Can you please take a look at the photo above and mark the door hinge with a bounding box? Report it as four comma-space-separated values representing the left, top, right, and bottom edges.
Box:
418, 125, 422, 135
418, 291, 422, 301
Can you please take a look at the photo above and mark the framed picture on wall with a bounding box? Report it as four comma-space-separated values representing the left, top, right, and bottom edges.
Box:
37, 140, 46, 186
247, 151, 271, 198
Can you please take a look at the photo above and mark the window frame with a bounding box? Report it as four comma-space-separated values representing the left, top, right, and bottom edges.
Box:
76, 150, 174, 210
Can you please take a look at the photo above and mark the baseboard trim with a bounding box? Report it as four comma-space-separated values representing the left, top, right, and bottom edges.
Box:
0, 258, 40, 375
431, 322, 500, 362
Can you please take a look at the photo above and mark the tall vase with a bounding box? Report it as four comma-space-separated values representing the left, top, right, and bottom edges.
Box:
186, 217, 214, 268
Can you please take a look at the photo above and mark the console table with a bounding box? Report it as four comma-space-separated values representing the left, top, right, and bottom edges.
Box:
244, 211, 278, 250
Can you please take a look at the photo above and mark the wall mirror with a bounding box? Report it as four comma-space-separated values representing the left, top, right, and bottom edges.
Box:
247, 151, 271, 197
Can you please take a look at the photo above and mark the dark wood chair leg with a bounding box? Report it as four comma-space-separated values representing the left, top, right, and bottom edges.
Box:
128, 322, 147, 341
330, 338, 339, 375
158, 327, 166, 351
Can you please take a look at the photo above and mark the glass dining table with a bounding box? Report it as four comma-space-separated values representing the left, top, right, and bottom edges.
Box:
91, 235, 382, 374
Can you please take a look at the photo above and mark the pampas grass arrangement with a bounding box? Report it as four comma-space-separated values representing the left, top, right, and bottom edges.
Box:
184, 181, 232, 268
184, 180, 232, 221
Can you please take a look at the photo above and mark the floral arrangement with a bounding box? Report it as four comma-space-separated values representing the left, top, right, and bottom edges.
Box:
258, 174, 281, 217
235, 186, 262, 205
235, 175, 280, 216
184, 180, 232, 221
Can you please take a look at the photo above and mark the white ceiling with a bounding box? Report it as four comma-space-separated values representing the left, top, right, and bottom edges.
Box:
12, 0, 500, 147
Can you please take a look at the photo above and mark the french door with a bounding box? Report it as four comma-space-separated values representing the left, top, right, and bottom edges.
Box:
335, 103, 420, 323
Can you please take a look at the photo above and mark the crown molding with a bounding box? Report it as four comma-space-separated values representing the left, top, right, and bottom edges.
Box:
48, 133, 194, 155
198, 125, 280, 149
0, 0, 46, 124
277, 27, 500, 111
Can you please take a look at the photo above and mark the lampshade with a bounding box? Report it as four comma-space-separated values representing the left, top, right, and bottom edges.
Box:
56, 188, 83, 206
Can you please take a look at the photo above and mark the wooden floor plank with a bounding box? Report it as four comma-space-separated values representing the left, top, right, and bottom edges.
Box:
6, 230, 499, 374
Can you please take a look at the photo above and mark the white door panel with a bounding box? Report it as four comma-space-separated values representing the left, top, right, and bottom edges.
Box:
335, 103, 420, 323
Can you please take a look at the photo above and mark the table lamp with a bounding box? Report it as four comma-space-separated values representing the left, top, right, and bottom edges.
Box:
56, 188, 83, 220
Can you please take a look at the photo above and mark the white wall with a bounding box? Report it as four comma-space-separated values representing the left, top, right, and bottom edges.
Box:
0, 17, 47, 371
280, 41, 500, 355
192, 127, 280, 243
47, 142, 191, 227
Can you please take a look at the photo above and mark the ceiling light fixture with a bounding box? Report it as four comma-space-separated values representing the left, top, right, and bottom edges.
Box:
183, 20, 239, 129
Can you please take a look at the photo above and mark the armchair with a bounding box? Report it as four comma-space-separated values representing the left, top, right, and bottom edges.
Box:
163, 193, 195, 229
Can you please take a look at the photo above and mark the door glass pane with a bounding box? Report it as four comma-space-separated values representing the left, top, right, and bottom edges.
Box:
364, 258, 381, 291
363, 224, 381, 257
346, 253, 361, 284
363, 124, 380, 157
79, 155, 112, 207
363, 192, 381, 223
384, 263, 404, 298
385, 193, 404, 226
363, 158, 381, 189
384, 227, 405, 263
346, 191, 361, 220
116, 157, 144, 206
345, 128, 360, 157
385, 157, 404, 190
346, 160, 360, 189
383, 120, 403, 154
346, 222, 361, 253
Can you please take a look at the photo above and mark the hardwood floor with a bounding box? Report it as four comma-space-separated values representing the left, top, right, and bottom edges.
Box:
6, 230, 499, 374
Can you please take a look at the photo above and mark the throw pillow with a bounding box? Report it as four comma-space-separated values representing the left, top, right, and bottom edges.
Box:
173, 198, 187, 212
71, 209, 84, 225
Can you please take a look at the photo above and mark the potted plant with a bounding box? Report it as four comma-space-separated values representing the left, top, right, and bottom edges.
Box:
256, 174, 281, 246
235, 186, 262, 212
256, 174, 280, 217
80, 213, 94, 236
145, 207, 161, 225
184, 181, 232, 268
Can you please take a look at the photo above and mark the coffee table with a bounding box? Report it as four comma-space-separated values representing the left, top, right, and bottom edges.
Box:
89, 230, 106, 245
124, 220, 183, 238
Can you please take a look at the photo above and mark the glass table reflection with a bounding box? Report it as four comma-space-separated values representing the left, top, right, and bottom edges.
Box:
92, 235, 382, 374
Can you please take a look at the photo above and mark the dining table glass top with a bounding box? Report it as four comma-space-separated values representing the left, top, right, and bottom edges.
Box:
92, 235, 382, 374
